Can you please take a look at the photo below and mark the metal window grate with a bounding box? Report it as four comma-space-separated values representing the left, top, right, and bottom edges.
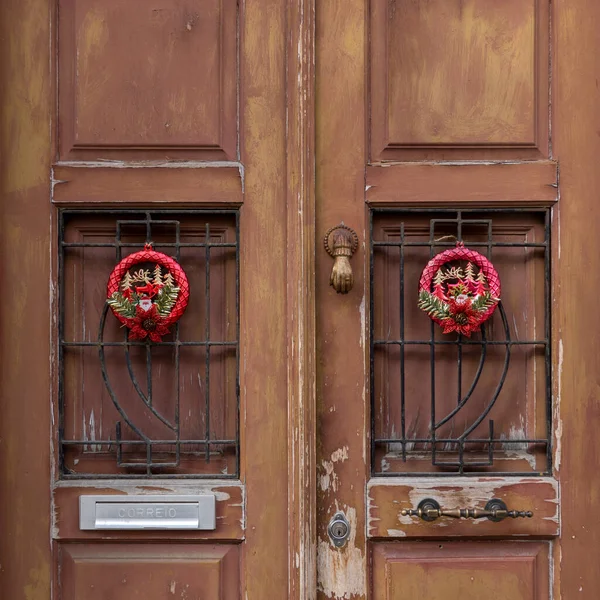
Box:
370, 208, 551, 476
58, 210, 239, 479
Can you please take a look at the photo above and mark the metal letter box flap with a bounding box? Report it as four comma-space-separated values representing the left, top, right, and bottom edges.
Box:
79, 495, 216, 531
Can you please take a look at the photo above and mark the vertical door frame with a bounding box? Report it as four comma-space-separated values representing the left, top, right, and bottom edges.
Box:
286, 1, 317, 598
0, 0, 319, 598
554, 0, 600, 597
0, 0, 53, 597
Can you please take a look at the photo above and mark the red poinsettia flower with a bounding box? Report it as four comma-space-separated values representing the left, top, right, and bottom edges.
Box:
128, 303, 171, 342
441, 295, 482, 337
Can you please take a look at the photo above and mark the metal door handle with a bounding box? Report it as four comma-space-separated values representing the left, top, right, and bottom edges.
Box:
401, 498, 533, 523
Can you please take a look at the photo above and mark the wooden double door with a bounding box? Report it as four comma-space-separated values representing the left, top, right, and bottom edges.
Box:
1, 0, 599, 598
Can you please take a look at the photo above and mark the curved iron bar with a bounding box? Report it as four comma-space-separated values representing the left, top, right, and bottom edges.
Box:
98, 304, 148, 441
458, 302, 511, 441
434, 325, 488, 430
123, 331, 176, 431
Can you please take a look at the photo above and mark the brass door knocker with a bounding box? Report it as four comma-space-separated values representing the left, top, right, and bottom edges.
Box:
324, 223, 359, 294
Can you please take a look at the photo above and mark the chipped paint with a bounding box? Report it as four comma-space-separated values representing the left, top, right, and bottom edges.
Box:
386, 528, 406, 537
367, 477, 560, 536
317, 507, 366, 598
554, 339, 564, 472
50, 479, 246, 539
498, 415, 536, 469
319, 446, 349, 492
53, 478, 238, 501
358, 295, 365, 350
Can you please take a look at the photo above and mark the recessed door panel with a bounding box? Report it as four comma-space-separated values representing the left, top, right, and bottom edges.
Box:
372, 542, 549, 600
59, 544, 240, 599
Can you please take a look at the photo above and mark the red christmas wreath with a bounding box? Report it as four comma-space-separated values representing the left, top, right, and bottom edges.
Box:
417, 242, 501, 337
106, 244, 190, 342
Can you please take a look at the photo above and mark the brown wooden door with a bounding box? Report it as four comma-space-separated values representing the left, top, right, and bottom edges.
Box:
2, 1, 600, 599
0, 0, 313, 598
315, 0, 600, 599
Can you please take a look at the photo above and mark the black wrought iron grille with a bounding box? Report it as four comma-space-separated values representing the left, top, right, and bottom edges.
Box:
58, 210, 239, 479
370, 209, 551, 476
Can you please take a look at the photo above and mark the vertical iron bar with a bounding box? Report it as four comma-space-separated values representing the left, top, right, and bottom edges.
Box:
204, 222, 211, 462
457, 335, 462, 406
488, 420, 495, 465
146, 344, 152, 407
175, 321, 181, 466
399, 223, 406, 461
175, 218, 181, 262
545, 209, 552, 472
146, 441, 152, 476
116, 422, 122, 466
116, 220, 122, 262
145, 211, 152, 244
429, 219, 436, 464
487, 217, 493, 259
235, 211, 240, 476
174, 216, 182, 466
370, 212, 376, 473
58, 211, 66, 474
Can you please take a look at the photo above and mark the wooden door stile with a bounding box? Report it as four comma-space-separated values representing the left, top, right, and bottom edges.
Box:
286, 0, 318, 598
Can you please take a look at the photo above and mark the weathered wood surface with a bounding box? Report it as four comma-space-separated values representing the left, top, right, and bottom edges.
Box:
368, 478, 559, 538
0, 0, 53, 598
53, 165, 243, 206
239, 0, 289, 597
316, 1, 369, 598
53, 482, 244, 541
366, 162, 558, 206
58, 544, 240, 599
554, 0, 600, 597
286, 0, 318, 598
373, 542, 549, 600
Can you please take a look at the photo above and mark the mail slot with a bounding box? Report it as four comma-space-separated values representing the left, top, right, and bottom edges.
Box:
79, 495, 216, 531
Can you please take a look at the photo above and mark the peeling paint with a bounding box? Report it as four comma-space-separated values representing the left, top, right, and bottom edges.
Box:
53, 479, 238, 502
368, 476, 560, 535
319, 446, 349, 492
386, 528, 406, 537
554, 339, 564, 471
317, 507, 366, 598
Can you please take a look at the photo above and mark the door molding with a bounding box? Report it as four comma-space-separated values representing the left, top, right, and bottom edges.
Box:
286, 1, 317, 598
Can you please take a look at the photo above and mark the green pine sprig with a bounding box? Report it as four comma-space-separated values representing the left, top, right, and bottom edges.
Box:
155, 285, 180, 317
471, 292, 497, 313
418, 290, 450, 320
107, 291, 136, 318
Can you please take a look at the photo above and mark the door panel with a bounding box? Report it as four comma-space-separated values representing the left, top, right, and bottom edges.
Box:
3, 0, 600, 597
316, 0, 599, 598
58, 0, 238, 160
1, 0, 294, 597
59, 544, 240, 599
372, 542, 549, 600
369, 0, 550, 161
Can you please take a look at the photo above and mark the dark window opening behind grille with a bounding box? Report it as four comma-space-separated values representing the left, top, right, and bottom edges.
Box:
59, 210, 239, 479
370, 209, 551, 476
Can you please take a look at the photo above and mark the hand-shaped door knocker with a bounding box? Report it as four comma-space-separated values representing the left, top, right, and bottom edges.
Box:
324, 223, 359, 294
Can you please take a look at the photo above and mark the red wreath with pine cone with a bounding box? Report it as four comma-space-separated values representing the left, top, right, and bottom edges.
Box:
106, 244, 190, 342
417, 243, 501, 337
